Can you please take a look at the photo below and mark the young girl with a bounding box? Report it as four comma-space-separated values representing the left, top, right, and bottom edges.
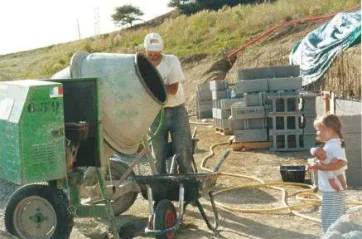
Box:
310, 146, 348, 191
308, 114, 348, 233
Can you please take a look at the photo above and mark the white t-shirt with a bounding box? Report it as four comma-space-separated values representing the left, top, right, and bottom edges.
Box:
318, 138, 348, 191
156, 54, 185, 108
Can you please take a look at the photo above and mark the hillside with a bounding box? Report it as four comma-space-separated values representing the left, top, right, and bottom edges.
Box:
0, 0, 360, 90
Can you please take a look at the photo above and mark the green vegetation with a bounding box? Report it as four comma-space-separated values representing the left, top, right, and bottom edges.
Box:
168, 0, 269, 15
112, 5, 144, 28
0, 0, 359, 80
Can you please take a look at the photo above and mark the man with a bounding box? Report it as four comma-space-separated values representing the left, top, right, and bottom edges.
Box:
144, 32, 193, 174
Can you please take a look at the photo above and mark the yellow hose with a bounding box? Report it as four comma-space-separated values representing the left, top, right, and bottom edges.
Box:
199, 142, 362, 223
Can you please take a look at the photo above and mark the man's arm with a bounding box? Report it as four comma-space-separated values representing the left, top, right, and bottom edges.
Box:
166, 82, 179, 95
318, 159, 347, 171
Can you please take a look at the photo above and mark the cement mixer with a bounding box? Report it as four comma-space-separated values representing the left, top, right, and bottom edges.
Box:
52, 51, 167, 156
51, 51, 168, 216
0, 52, 166, 239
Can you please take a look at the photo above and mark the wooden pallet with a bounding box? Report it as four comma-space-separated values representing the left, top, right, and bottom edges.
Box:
231, 141, 272, 151
215, 127, 232, 136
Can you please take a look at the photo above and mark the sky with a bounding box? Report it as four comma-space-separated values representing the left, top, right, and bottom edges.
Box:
0, 0, 173, 55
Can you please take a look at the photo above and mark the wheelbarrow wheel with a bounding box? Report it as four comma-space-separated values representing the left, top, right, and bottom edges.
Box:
153, 199, 177, 239
4, 184, 73, 239
107, 158, 138, 216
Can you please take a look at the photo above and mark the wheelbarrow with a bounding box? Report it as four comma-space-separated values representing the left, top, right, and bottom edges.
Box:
128, 151, 230, 239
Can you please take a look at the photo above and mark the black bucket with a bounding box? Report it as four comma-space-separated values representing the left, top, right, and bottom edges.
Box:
279, 165, 306, 183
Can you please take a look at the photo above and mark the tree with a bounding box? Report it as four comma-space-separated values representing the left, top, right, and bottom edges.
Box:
168, 0, 195, 8
112, 5, 144, 28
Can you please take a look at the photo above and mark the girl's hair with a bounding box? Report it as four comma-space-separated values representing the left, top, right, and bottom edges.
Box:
314, 114, 345, 147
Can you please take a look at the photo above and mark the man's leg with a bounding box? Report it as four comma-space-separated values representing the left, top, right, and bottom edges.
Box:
150, 110, 169, 174
169, 105, 193, 173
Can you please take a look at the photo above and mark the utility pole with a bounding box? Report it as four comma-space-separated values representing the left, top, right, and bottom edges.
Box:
77, 18, 81, 40
94, 7, 100, 39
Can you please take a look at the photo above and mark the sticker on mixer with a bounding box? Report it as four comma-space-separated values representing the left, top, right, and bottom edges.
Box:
0, 97, 14, 120
50, 86, 64, 98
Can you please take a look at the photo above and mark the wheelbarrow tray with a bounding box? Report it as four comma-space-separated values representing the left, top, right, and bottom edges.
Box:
128, 173, 218, 202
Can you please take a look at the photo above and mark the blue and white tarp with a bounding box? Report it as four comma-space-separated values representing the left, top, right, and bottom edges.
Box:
290, 10, 361, 86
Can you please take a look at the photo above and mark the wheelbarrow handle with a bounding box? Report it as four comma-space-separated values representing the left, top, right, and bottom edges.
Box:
195, 191, 219, 232
213, 150, 231, 173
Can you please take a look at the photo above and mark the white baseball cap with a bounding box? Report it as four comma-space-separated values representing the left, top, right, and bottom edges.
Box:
144, 32, 164, 52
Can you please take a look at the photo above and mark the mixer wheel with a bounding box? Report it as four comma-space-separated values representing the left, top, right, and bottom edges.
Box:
4, 184, 73, 239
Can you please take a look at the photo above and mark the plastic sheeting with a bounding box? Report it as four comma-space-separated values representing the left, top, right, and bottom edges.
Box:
289, 10, 361, 86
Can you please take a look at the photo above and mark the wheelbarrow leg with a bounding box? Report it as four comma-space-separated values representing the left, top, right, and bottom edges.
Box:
195, 191, 219, 232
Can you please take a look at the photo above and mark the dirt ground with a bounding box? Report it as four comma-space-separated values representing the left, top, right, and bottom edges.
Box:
1, 121, 361, 239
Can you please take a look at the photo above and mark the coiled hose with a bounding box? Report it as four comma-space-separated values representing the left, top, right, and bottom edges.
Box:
199, 142, 362, 222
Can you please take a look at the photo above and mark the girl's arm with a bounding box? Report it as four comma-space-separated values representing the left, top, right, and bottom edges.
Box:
317, 159, 347, 171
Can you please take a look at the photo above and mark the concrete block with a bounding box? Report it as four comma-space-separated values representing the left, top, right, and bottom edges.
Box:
299, 92, 317, 115
244, 92, 265, 106
268, 77, 302, 91
301, 114, 316, 134
269, 129, 304, 136
238, 65, 300, 81
269, 134, 300, 150
264, 90, 299, 105
267, 94, 301, 113
346, 167, 362, 186
268, 115, 303, 130
300, 133, 317, 149
209, 80, 228, 91
315, 96, 325, 117
196, 97, 212, 119
213, 108, 231, 119
212, 100, 218, 109
335, 99, 362, 115
230, 89, 245, 99
231, 104, 273, 120
212, 108, 217, 118
197, 102, 212, 111
233, 118, 267, 130
344, 133, 362, 168
197, 82, 210, 91
196, 98, 212, 105
211, 90, 229, 100
196, 89, 212, 101
271, 65, 300, 78
219, 98, 243, 109
214, 118, 229, 129
234, 129, 268, 142
235, 79, 268, 93
269, 131, 312, 151
238, 67, 273, 80
229, 116, 235, 132
197, 111, 212, 119
338, 114, 362, 133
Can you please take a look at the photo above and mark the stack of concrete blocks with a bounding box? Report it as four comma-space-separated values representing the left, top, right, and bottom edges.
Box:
267, 92, 305, 151
334, 100, 362, 187
231, 68, 270, 143
210, 80, 233, 134
231, 97, 273, 142
299, 92, 318, 149
195, 82, 213, 119
232, 65, 303, 147
213, 98, 242, 135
